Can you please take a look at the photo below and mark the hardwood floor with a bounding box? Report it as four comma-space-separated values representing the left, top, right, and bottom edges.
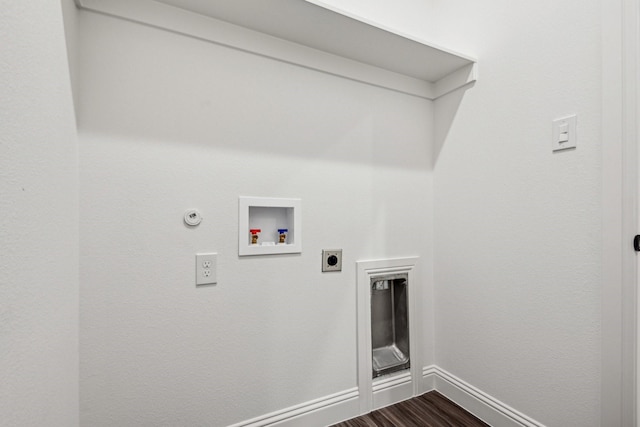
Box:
329, 391, 490, 427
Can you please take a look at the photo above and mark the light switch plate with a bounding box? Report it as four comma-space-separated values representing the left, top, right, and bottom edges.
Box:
196, 253, 217, 286
552, 115, 577, 151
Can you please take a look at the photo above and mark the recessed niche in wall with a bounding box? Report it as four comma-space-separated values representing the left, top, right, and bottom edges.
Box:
356, 257, 419, 413
239, 197, 301, 256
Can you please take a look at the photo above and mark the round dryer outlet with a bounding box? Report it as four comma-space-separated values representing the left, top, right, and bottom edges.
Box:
322, 249, 342, 272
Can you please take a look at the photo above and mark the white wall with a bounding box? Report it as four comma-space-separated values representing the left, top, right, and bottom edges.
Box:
70, 0, 604, 425
0, 1, 79, 425
75, 9, 434, 426
61, 0, 81, 115
323, 1, 603, 426
430, 1, 602, 426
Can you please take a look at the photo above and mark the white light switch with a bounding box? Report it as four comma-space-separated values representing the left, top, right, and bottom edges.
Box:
196, 253, 217, 286
552, 115, 577, 151
558, 132, 569, 143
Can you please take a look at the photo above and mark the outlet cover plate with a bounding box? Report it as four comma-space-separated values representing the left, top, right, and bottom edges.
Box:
196, 253, 217, 286
322, 249, 342, 272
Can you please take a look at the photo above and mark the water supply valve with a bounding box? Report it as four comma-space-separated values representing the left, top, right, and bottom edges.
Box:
277, 228, 288, 244
249, 229, 261, 245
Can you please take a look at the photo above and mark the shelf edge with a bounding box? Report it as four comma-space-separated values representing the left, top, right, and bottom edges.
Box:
433, 63, 478, 100
303, 0, 478, 64
76, 0, 440, 99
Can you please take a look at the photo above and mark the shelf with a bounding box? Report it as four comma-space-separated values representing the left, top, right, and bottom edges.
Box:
75, 0, 477, 99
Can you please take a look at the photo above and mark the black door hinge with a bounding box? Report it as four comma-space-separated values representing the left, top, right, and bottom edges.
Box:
634, 235, 640, 251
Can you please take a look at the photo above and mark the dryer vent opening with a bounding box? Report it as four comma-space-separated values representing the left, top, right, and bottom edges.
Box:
371, 273, 410, 378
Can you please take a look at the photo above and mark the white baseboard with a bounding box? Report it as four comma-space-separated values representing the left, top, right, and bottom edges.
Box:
226, 388, 359, 427
228, 366, 546, 427
421, 365, 438, 394
372, 371, 414, 410
423, 365, 546, 427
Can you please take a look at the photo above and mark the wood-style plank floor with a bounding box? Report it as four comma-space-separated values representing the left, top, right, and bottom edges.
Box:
329, 391, 490, 427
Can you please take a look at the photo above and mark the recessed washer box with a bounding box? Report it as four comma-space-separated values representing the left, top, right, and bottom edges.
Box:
239, 197, 301, 256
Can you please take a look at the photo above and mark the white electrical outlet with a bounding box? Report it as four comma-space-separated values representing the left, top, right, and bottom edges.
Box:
196, 253, 217, 286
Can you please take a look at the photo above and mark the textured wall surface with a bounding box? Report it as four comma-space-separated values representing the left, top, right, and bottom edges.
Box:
0, 1, 79, 425
429, 1, 602, 426
75, 9, 434, 426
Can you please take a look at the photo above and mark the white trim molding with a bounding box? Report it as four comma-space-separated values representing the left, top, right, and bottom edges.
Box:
602, 0, 639, 426
226, 387, 359, 427
356, 257, 420, 414
372, 371, 414, 412
422, 366, 546, 427
227, 366, 548, 427
73, 0, 476, 100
